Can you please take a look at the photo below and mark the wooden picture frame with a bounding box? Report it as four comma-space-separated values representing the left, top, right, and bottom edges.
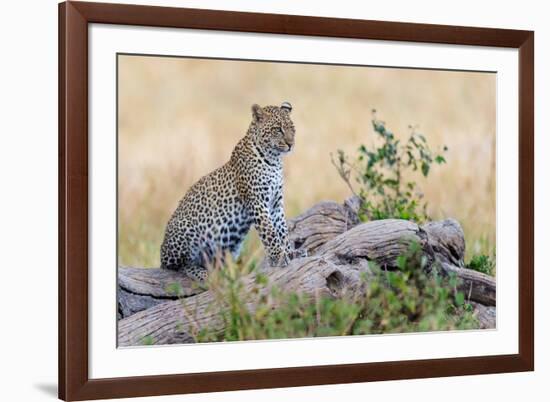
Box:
59, 1, 534, 400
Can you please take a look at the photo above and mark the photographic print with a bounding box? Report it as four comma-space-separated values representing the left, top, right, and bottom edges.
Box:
116, 54, 496, 347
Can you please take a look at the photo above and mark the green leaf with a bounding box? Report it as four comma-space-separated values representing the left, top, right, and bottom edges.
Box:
455, 292, 465, 306
396, 255, 407, 270
255, 273, 268, 286
165, 282, 183, 297
403, 212, 413, 220
141, 335, 155, 345
421, 162, 430, 177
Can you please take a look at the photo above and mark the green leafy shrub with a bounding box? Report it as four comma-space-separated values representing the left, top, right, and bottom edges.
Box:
193, 242, 478, 343
467, 254, 496, 276
332, 111, 447, 222
356, 242, 477, 334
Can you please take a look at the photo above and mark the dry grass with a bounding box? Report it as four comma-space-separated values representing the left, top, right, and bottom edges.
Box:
118, 55, 496, 267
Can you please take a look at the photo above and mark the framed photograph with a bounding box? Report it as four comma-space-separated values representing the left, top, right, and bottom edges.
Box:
59, 1, 534, 400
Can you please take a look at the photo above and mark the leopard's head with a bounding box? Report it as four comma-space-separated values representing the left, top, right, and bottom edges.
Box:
250, 102, 296, 156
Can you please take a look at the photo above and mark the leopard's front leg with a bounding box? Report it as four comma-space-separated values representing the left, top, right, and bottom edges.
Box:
249, 200, 289, 267
270, 192, 291, 259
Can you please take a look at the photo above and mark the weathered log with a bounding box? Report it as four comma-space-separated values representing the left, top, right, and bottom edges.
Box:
118, 267, 202, 319
287, 199, 360, 254
117, 205, 496, 346
470, 302, 497, 330
441, 263, 496, 307
118, 256, 350, 346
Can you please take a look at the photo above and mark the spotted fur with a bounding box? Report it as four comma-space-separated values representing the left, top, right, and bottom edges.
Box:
160, 102, 296, 281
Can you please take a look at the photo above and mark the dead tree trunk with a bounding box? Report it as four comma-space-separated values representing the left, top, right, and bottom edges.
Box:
117, 199, 496, 346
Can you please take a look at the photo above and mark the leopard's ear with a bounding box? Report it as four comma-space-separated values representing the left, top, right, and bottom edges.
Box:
251, 104, 265, 123
280, 101, 292, 113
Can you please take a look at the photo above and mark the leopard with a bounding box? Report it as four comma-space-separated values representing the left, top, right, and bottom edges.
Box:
160, 102, 296, 282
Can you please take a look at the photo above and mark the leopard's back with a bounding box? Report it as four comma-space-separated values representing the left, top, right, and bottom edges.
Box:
161, 164, 252, 270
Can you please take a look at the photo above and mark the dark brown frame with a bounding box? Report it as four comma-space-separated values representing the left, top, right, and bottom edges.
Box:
59, 1, 534, 400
